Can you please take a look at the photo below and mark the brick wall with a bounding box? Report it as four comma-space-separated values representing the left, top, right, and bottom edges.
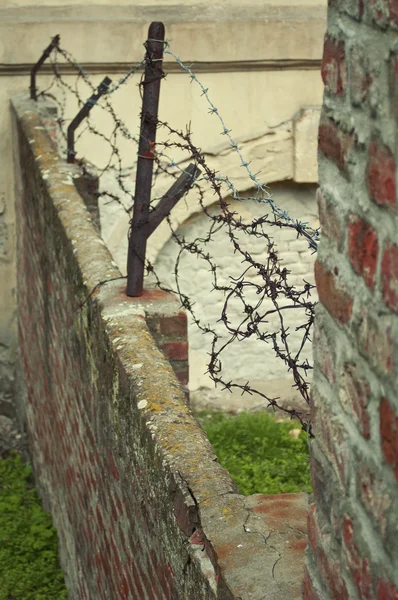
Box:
12, 94, 309, 600
306, 2, 398, 598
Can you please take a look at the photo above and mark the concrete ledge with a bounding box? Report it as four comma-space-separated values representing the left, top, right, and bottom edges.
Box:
12, 93, 308, 599
1, 4, 326, 64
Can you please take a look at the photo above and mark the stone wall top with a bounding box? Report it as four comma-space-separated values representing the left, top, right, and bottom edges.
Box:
12, 92, 309, 599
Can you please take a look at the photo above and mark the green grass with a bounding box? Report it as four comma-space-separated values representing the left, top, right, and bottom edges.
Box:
197, 411, 312, 496
0, 452, 67, 600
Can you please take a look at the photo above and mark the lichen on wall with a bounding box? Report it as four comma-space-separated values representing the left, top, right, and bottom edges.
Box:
12, 93, 309, 600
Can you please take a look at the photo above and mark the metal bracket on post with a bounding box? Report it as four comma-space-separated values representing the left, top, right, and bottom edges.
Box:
126, 21, 166, 297
147, 164, 201, 237
67, 76, 112, 164
30, 34, 60, 101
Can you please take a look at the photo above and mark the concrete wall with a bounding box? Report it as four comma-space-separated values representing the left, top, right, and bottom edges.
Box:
305, 1, 398, 598
0, 1, 326, 405
13, 93, 309, 600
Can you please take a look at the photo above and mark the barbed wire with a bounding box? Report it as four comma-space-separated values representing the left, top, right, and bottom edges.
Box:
35, 36, 317, 435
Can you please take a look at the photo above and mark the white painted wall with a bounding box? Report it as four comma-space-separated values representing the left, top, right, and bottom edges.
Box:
150, 183, 318, 391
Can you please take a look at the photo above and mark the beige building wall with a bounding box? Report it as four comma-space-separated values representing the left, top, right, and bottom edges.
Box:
0, 1, 326, 401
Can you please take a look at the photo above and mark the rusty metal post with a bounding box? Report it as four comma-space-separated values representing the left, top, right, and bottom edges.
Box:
126, 22, 165, 297
67, 76, 112, 164
30, 35, 60, 101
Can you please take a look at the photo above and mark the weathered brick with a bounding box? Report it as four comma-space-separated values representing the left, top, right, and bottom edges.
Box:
302, 568, 323, 600
377, 579, 398, 599
314, 260, 353, 324
318, 116, 356, 175
312, 387, 350, 488
174, 368, 189, 386
307, 502, 321, 553
317, 188, 343, 248
350, 47, 374, 106
367, 140, 396, 209
312, 1, 398, 595
389, 53, 398, 122
382, 243, 398, 312
357, 309, 394, 376
358, 464, 391, 538
159, 312, 187, 337
380, 397, 398, 480
313, 320, 337, 383
309, 445, 335, 517
307, 503, 349, 600
342, 516, 374, 599
339, 363, 371, 439
321, 37, 347, 96
368, 0, 398, 28
328, 0, 364, 20
347, 215, 379, 289
160, 341, 188, 361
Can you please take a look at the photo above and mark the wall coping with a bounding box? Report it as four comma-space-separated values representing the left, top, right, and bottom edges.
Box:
1, 4, 326, 65
12, 92, 308, 600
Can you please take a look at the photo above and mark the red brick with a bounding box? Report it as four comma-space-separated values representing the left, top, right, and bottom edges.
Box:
327, 0, 364, 18
390, 0, 398, 26
367, 140, 396, 209
321, 37, 347, 95
348, 215, 379, 289
377, 579, 398, 600
323, 417, 349, 487
382, 243, 398, 312
318, 549, 349, 599
175, 369, 189, 385
115, 494, 124, 518
380, 397, 398, 479
159, 313, 187, 337
128, 559, 146, 599
369, 0, 390, 26
318, 117, 355, 174
312, 388, 350, 487
369, 0, 398, 27
317, 188, 343, 248
160, 341, 188, 361
313, 321, 336, 383
96, 506, 105, 530
307, 503, 320, 553
302, 568, 323, 600
342, 516, 374, 599
339, 363, 371, 439
350, 47, 373, 106
109, 495, 118, 522
117, 576, 129, 600
108, 451, 120, 481
314, 260, 353, 324
309, 450, 334, 511
390, 54, 398, 121
357, 310, 394, 376
358, 465, 391, 538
